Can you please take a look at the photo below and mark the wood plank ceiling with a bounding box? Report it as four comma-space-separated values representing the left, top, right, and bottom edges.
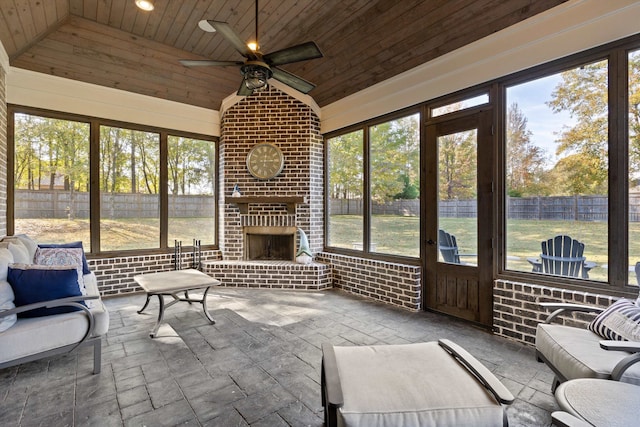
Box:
0, 0, 568, 111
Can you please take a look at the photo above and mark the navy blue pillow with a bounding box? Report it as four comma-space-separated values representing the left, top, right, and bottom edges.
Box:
38, 241, 90, 275
8, 266, 84, 318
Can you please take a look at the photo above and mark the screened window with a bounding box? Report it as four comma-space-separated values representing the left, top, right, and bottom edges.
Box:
505, 60, 609, 281
629, 48, 640, 286
326, 112, 421, 259
168, 136, 216, 245
99, 126, 160, 251
370, 114, 420, 257
432, 94, 489, 117
13, 113, 90, 248
10, 107, 218, 253
327, 130, 364, 250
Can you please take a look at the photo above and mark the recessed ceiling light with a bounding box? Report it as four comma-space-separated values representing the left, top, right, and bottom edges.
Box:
135, 0, 154, 11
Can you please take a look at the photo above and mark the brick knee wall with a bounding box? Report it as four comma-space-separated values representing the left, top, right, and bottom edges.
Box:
493, 279, 620, 345
90, 249, 222, 296
316, 252, 421, 311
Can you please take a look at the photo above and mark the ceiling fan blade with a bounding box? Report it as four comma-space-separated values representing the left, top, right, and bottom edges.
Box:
237, 80, 254, 96
179, 59, 244, 67
198, 20, 216, 32
263, 41, 323, 66
271, 67, 316, 94
208, 21, 253, 58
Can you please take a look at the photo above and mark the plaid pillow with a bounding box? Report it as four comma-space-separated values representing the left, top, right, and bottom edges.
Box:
588, 298, 640, 341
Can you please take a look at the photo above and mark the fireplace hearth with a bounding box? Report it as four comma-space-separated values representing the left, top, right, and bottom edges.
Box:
244, 226, 297, 261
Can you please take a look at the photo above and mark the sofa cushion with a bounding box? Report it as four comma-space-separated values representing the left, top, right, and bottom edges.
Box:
8, 235, 38, 262
0, 280, 17, 332
0, 310, 93, 364
34, 247, 86, 295
536, 323, 640, 385
588, 298, 640, 341
8, 264, 84, 318
0, 248, 13, 281
38, 241, 90, 275
6, 241, 30, 264
332, 342, 505, 426
0, 270, 109, 371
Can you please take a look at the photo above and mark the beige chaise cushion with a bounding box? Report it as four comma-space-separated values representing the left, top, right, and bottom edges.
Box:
0, 272, 109, 364
333, 342, 505, 427
536, 323, 640, 384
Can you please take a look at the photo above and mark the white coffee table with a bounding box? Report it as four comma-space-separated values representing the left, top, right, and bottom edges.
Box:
134, 269, 221, 338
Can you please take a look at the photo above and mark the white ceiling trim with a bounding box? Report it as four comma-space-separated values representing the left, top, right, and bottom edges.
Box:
320, 0, 640, 134
7, 68, 219, 136
220, 79, 321, 119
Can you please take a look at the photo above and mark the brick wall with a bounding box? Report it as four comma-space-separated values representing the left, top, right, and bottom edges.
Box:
90, 249, 222, 296
317, 252, 422, 311
202, 260, 331, 290
220, 85, 323, 259
493, 279, 619, 345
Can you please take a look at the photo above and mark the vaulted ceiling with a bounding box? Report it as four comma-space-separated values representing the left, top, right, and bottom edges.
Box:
0, 0, 567, 110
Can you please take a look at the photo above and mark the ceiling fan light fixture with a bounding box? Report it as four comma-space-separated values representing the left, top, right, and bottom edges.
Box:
242, 65, 272, 90
247, 41, 259, 52
135, 0, 154, 11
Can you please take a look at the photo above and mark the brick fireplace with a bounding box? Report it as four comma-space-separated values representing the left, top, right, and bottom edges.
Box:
202, 85, 330, 289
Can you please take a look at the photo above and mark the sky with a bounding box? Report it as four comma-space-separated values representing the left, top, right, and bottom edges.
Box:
506, 73, 576, 168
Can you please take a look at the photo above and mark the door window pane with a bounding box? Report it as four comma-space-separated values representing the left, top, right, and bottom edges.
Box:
370, 114, 420, 257
168, 136, 216, 246
505, 60, 609, 281
327, 130, 363, 249
100, 126, 160, 251
438, 129, 478, 264
13, 113, 90, 248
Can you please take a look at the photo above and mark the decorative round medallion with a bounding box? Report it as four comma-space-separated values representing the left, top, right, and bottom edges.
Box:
246, 143, 285, 179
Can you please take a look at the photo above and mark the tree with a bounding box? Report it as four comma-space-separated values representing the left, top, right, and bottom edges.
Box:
438, 130, 476, 200
629, 50, 640, 182
506, 102, 547, 196
546, 59, 609, 194
328, 130, 363, 200
168, 136, 215, 196
370, 115, 420, 202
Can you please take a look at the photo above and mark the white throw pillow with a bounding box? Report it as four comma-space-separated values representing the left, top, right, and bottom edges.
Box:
14, 234, 38, 262
0, 279, 17, 332
0, 248, 13, 281
7, 241, 30, 264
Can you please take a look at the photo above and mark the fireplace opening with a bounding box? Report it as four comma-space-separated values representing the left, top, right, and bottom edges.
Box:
244, 226, 297, 261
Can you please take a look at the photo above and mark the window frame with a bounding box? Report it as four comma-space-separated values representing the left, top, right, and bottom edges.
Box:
495, 37, 638, 296
324, 106, 422, 265
7, 105, 219, 256
324, 33, 640, 298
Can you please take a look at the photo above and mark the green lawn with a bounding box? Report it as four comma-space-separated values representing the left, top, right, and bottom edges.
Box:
16, 215, 638, 283
15, 218, 216, 252
330, 214, 640, 283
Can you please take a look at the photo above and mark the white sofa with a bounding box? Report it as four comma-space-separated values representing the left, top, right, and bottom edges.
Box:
0, 272, 109, 374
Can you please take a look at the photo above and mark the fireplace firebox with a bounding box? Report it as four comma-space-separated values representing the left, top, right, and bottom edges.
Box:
243, 226, 297, 261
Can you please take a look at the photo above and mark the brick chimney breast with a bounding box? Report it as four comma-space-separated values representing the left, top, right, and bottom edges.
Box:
219, 85, 323, 260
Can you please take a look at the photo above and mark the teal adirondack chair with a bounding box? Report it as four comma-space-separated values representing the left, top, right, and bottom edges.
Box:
438, 229, 476, 264
527, 235, 595, 279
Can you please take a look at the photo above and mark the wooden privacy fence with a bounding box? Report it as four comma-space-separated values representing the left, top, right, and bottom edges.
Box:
331, 194, 640, 221
15, 190, 215, 219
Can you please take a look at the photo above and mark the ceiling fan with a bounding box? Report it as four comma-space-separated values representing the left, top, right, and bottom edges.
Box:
180, 0, 323, 96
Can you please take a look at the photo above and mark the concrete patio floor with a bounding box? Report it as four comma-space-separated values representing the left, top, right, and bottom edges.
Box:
0, 288, 559, 426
